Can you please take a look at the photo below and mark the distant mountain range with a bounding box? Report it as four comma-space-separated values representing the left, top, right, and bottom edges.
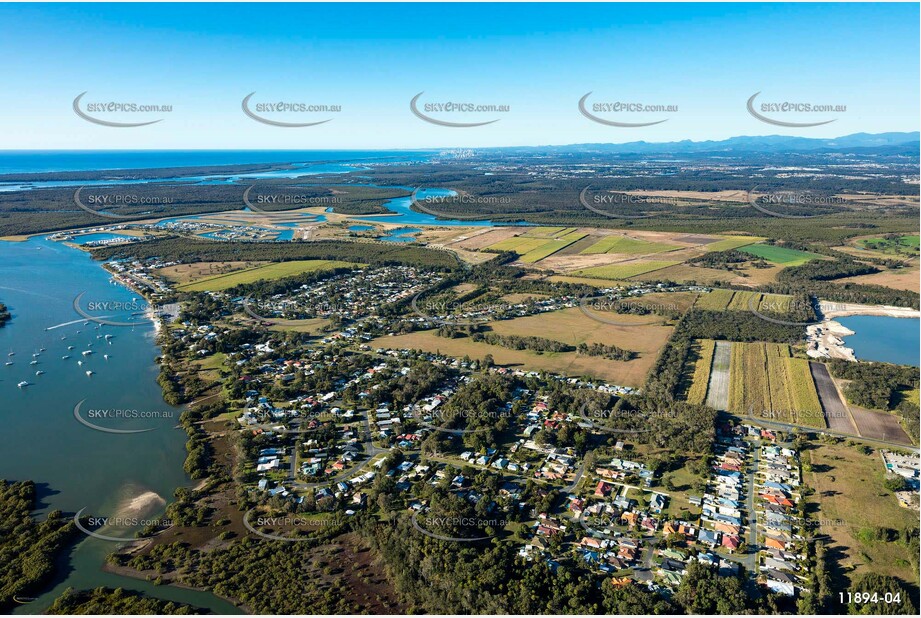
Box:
511, 132, 920, 155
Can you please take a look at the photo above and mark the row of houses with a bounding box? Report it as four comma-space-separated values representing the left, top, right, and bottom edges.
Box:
754, 442, 806, 597
698, 428, 750, 554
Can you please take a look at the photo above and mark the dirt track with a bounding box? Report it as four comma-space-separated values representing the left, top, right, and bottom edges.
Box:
810, 362, 855, 433
705, 341, 731, 410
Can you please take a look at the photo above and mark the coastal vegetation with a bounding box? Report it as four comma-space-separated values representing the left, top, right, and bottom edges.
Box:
0, 301, 9, 326
47, 587, 205, 615
0, 480, 77, 612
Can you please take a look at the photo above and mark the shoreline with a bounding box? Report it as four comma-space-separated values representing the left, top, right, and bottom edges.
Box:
100, 561, 249, 614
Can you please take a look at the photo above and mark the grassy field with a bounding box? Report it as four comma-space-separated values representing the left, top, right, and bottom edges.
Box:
857, 234, 920, 256
740, 244, 821, 266
371, 307, 673, 386
157, 260, 267, 285
703, 236, 762, 252
685, 339, 716, 405
727, 342, 823, 425
805, 440, 920, 586
580, 236, 679, 255
177, 260, 358, 291
574, 261, 681, 280
267, 317, 332, 334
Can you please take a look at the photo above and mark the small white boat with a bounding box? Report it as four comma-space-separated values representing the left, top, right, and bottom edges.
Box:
77, 360, 83, 366
82, 350, 93, 356
30, 360, 38, 365
32, 353, 40, 357
62, 355, 70, 360
35, 370, 44, 376
105, 334, 113, 340
17, 381, 28, 388
103, 354, 110, 360
39, 347, 46, 352
7, 352, 14, 356
85, 370, 94, 376
4, 361, 12, 366
68, 346, 74, 350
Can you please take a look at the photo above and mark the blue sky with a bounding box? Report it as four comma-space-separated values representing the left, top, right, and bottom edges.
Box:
1, 2, 918, 149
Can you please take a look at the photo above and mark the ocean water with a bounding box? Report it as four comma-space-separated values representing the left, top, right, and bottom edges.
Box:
0, 150, 433, 175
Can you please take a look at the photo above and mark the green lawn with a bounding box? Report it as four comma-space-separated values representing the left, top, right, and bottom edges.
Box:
858, 234, 920, 256
178, 260, 359, 291
739, 244, 820, 266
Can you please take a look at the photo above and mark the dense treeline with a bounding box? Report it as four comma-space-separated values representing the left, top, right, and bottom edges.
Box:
778, 258, 879, 282
845, 573, 918, 615
471, 332, 575, 353
0, 480, 77, 612
0, 301, 9, 326
123, 530, 403, 614
576, 342, 637, 361
47, 587, 205, 615
226, 266, 357, 300
826, 360, 919, 410
683, 309, 807, 343
92, 237, 459, 270
688, 249, 770, 270
421, 374, 518, 453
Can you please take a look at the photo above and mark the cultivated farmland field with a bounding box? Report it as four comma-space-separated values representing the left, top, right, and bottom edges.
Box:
488, 236, 553, 253
726, 290, 761, 311
177, 260, 360, 291
684, 339, 716, 405
580, 236, 679, 255
740, 244, 820, 266
694, 289, 794, 313
519, 239, 572, 263
694, 289, 734, 310
727, 342, 823, 425
703, 236, 762, 252
574, 261, 681, 280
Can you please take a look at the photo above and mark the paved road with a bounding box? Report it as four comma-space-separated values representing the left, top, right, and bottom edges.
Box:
633, 536, 658, 582
745, 442, 760, 576
734, 414, 918, 452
